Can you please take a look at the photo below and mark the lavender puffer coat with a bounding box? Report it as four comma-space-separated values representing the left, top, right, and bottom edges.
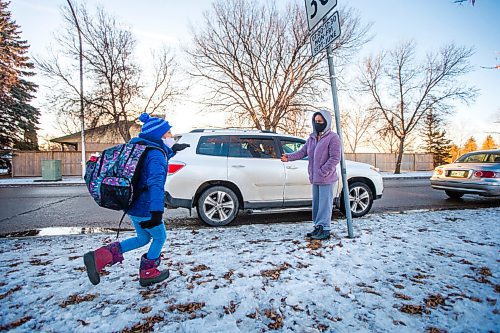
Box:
286, 110, 341, 185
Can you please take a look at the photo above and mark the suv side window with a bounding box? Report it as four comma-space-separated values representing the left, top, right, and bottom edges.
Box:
280, 138, 307, 160
229, 137, 278, 159
281, 139, 305, 154
196, 136, 229, 156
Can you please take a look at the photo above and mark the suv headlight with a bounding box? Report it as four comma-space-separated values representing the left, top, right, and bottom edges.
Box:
370, 165, 380, 173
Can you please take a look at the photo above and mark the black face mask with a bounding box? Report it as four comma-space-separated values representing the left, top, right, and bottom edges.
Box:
314, 122, 327, 133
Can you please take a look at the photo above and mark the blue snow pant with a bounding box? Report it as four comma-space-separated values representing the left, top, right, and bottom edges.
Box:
119, 215, 166, 260
312, 183, 336, 231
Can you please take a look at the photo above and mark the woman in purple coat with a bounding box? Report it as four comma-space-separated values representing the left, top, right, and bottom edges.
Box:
281, 110, 341, 240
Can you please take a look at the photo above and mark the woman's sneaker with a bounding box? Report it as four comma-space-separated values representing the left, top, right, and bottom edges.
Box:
310, 226, 330, 240
306, 226, 320, 238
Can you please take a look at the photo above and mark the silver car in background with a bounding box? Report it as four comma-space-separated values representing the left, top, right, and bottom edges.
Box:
430, 149, 500, 198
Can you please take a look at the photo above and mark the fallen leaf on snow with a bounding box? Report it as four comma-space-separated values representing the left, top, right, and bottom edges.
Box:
425, 294, 445, 308
316, 323, 329, 332
394, 293, 412, 301
426, 327, 448, 333
169, 302, 205, 313
479, 267, 492, 277
223, 270, 234, 281
0, 285, 22, 300
306, 240, 322, 250
60, 294, 97, 308
223, 301, 238, 314
264, 308, 284, 330
261, 263, 291, 280
0, 316, 32, 331
191, 264, 209, 272
139, 306, 152, 314
399, 304, 430, 315
121, 315, 165, 333
29, 258, 53, 266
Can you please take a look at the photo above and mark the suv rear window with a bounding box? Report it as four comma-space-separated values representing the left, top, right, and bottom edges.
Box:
229, 137, 278, 159
196, 136, 229, 156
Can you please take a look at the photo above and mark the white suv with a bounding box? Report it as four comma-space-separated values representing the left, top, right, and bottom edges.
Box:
165, 129, 383, 226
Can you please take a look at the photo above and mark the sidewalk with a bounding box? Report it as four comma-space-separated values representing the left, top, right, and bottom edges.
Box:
0, 176, 85, 186
0, 171, 432, 187
0, 208, 497, 332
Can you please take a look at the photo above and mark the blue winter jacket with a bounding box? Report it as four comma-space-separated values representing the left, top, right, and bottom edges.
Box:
126, 137, 174, 217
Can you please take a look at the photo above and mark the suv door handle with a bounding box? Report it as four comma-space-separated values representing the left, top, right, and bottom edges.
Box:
232, 165, 245, 168
286, 166, 298, 170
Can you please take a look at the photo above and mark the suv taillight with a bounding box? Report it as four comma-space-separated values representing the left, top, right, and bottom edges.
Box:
168, 163, 185, 175
473, 170, 497, 178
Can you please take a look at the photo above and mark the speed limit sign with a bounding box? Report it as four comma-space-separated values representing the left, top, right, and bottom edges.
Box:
304, 0, 338, 31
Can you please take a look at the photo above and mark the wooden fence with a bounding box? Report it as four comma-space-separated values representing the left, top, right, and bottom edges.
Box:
345, 153, 434, 172
12, 151, 93, 177
12, 150, 434, 177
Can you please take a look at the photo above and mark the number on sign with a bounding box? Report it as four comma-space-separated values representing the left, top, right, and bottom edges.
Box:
310, 0, 317, 19
309, 0, 330, 19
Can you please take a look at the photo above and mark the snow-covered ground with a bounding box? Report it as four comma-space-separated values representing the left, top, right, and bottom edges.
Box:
0, 208, 498, 332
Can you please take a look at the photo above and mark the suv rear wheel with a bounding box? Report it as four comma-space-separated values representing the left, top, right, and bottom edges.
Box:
197, 186, 239, 226
340, 181, 373, 218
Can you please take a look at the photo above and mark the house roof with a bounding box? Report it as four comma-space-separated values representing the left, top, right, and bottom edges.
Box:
51, 121, 141, 144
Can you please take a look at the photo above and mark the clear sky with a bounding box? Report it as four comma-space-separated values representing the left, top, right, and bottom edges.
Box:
8, 0, 500, 147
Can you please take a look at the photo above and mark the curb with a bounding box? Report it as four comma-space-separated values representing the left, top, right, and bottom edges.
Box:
0, 182, 85, 188
382, 176, 431, 181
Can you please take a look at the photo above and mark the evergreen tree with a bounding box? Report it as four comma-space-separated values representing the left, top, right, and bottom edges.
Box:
421, 109, 452, 167
481, 134, 497, 150
0, 0, 39, 150
463, 136, 478, 153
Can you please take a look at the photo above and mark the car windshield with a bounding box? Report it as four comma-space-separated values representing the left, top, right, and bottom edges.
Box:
456, 152, 500, 163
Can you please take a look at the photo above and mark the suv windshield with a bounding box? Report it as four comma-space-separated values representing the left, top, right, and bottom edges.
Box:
456, 152, 500, 163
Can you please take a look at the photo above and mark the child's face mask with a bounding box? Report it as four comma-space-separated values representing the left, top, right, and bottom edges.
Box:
162, 137, 175, 148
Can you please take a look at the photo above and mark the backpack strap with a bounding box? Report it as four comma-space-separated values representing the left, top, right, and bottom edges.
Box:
116, 211, 127, 239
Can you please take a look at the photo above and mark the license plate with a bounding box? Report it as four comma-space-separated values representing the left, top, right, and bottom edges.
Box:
449, 170, 467, 178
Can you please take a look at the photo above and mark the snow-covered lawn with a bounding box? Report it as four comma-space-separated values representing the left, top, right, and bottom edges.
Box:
0, 208, 498, 332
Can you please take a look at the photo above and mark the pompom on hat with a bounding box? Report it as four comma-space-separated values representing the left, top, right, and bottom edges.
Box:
138, 113, 172, 141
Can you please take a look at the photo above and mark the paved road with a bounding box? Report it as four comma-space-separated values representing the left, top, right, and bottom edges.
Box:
0, 179, 498, 235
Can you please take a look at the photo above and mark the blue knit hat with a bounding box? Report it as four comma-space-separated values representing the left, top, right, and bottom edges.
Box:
138, 113, 172, 140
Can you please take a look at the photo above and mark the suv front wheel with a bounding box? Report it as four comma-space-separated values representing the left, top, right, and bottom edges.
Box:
197, 186, 239, 226
340, 181, 373, 218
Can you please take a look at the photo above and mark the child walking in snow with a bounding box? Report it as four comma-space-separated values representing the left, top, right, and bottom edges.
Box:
83, 113, 188, 287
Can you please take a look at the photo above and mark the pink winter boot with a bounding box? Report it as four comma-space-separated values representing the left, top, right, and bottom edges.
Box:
83, 242, 124, 285
139, 254, 169, 287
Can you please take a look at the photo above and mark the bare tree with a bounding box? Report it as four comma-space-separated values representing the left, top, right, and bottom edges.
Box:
187, 0, 371, 134
359, 41, 477, 173
340, 106, 377, 153
36, 4, 179, 141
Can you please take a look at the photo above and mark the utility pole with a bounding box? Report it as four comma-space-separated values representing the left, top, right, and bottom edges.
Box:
66, 0, 86, 178
327, 45, 354, 238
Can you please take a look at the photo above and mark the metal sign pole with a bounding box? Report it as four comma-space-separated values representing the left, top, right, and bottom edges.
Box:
326, 44, 354, 238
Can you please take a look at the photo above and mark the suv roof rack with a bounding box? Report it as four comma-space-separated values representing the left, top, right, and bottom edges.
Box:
190, 128, 276, 134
